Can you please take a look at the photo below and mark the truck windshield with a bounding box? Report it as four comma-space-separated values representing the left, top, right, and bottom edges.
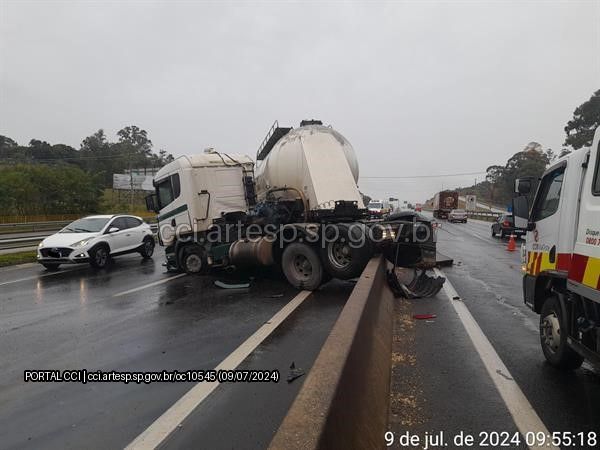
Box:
156, 173, 180, 209
369, 203, 383, 209
532, 166, 565, 221
157, 178, 174, 208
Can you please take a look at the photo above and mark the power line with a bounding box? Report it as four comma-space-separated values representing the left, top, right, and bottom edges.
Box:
360, 171, 486, 179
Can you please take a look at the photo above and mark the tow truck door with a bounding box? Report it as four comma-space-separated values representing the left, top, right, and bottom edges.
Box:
525, 164, 566, 277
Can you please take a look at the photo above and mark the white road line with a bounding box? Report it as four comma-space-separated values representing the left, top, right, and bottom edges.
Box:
126, 289, 312, 450
0, 266, 85, 287
434, 268, 557, 450
112, 273, 187, 297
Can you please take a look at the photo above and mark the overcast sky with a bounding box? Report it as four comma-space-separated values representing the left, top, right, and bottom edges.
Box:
1, 0, 599, 203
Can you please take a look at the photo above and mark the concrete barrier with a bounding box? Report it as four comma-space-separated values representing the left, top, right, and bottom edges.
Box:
269, 255, 393, 450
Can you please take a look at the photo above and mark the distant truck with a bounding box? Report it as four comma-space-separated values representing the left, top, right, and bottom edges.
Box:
513, 126, 600, 369
433, 190, 459, 219
367, 199, 390, 218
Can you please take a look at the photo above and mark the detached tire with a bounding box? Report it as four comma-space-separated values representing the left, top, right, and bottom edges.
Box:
89, 245, 110, 269
320, 223, 372, 280
281, 243, 323, 290
540, 295, 584, 370
179, 245, 205, 274
140, 237, 155, 259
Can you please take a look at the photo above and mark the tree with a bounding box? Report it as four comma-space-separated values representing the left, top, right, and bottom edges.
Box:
485, 165, 505, 201
564, 89, 600, 149
116, 125, 153, 167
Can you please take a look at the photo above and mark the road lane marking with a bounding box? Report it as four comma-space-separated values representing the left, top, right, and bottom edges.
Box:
0, 266, 85, 287
112, 273, 187, 297
434, 268, 558, 450
125, 289, 312, 450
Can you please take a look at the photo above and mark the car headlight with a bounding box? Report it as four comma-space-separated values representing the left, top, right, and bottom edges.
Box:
38, 242, 43, 248
72, 238, 92, 248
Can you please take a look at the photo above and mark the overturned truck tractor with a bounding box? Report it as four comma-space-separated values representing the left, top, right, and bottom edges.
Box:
146, 120, 443, 294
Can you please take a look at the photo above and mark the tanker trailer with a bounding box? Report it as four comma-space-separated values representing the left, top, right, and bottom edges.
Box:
147, 120, 443, 295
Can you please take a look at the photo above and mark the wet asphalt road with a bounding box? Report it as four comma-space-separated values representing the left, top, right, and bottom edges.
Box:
389, 215, 600, 449
0, 252, 350, 449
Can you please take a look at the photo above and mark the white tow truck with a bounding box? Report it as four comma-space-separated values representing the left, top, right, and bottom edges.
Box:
513, 127, 600, 369
146, 120, 442, 293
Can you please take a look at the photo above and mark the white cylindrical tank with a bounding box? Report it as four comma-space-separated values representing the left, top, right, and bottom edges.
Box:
255, 124, 363, 209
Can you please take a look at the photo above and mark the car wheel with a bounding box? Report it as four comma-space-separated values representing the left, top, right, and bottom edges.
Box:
140, 237, 155, 259
89, 245, 110, 269
180, 245, 205, 274
320, 223, 372, 280
282, 243, 323, 290
42, 263, 60, 271
540, 295, 584, 370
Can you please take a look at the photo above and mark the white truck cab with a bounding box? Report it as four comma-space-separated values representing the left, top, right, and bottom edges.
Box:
146, 151, 255, 272
514, 127, 600, 369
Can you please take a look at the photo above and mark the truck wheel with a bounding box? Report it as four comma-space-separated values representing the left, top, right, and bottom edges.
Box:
320, 224, 372, 280
180, 245, 205, 274
539, 295, 584, 370
140, 237, 155, 259
281, 243, 323, 290
89, 244, 110, 269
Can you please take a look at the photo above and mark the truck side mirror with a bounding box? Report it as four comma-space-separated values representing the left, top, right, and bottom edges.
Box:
512, 196, 529, 229
515, 177, 532, 194
145, 194, 159, 213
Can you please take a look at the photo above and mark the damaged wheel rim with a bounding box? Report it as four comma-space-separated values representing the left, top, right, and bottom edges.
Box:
327, 242, 351, 269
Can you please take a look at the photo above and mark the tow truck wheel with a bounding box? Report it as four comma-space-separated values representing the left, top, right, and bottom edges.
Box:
281, 243, 323, 290
180, 246, 205, 274
320, 224, 372, 280
539, 295, 584, 370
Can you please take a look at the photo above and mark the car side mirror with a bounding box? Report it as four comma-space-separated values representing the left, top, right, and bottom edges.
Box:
108, 227, 120, 233
512, 196, 529, 229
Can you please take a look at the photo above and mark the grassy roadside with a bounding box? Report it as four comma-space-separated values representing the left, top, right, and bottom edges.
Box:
0, 251, 37, 267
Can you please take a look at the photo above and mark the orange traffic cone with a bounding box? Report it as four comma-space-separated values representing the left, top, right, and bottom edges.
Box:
507, 234, 516, 252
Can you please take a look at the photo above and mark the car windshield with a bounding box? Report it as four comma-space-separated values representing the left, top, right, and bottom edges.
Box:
61, 217, 109, 233
369, 203, 383, 209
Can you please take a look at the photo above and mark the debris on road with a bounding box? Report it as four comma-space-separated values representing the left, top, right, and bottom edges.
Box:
413, 314, 437, 320
214, 280, 251, 289
287, 362, 305, 383
435, 251, 454, 267
387, 268, 446, 299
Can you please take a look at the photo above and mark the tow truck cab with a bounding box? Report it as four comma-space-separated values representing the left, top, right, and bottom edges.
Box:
514, 127, 600, 369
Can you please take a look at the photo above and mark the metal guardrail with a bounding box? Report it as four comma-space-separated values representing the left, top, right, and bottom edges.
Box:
466, 211, 502, 222
0, 221, 72, 233
0, 223, 159, 252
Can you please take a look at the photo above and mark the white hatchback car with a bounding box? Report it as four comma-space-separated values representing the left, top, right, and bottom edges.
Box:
37, 215, 155, 270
